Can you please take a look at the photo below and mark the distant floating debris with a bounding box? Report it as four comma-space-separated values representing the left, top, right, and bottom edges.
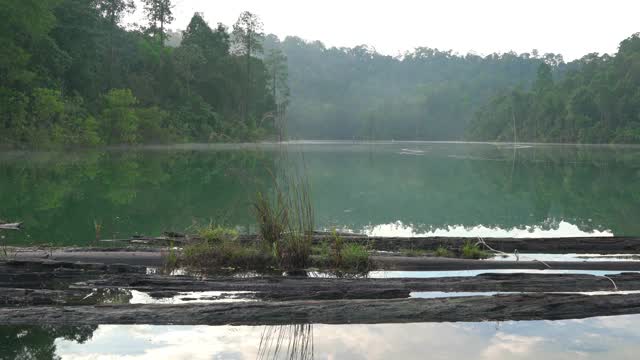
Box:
447, 155, 504, 161
495, 144, 533, 150
398, 148, 427, 156
0, 222, 23, 230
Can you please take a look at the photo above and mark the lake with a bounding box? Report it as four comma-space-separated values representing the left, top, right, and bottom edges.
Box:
1, 141, 639, 246
3, 314, 640, 359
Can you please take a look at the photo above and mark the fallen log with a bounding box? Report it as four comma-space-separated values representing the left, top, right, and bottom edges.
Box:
338, 236, 640, 254
101, 234, 640, 254
10, 249, 640, 271
371, 256, 640, 271
2, 293, 640, 325
76, 272, 640, 297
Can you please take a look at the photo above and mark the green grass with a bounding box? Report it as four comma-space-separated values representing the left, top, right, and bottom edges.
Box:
198, 224, 239, 242
460, 241, 491, 259
338, 243, 371, 272
313, 231, 371, 273
182, 239, 275, 270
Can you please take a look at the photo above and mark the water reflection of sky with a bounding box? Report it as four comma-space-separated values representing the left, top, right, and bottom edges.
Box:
53, 315, 640, 359
361, 220, 613, 238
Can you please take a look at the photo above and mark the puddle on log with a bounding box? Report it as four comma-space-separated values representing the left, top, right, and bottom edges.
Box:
369, 269, 640, 278
129, 290, 255, 304
1, 314, 639, 359
410, 290, 640, 299
489, 253, 640, 262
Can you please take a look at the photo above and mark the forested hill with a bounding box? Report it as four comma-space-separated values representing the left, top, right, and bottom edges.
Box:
0, 1, 284, 148
265, 36, 566, 140
468, 34, 640, 144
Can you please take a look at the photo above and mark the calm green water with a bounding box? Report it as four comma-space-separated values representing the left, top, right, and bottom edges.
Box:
2, 315, 640, 359
1, 142, 640, 246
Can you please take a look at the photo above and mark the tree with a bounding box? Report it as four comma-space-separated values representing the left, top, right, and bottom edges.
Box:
232, 11, 264, 121
142, 0, 174, 46
95, 0, 135, 88
99, 88, 139, 144
264, 48, 289, 139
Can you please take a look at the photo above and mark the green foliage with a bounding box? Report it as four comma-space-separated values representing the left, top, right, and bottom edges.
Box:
182, 238, 274, 270
434, 246, 454, 258
460, 241, 491, 259
253, 165, 314, 271
469, 33, 640, 144
198, 224, 239, 243
99, 89, 139, 144
0, 2, 278, 148
317, 231, 371, 273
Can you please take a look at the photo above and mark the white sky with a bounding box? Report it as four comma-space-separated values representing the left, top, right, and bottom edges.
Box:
128, 0, 640, 60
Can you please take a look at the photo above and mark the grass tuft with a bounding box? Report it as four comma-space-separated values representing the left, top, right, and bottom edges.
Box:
460, 241, 491, 259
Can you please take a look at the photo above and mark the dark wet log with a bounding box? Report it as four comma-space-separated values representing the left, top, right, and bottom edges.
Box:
96, 234, 640, 254
10, 249, 165, 267
11, 248, 640, 271
3, 293, 640, 325
79, 273, 640, 296
341, 236, 640, 254
371, 256, 640, 271
0, 288, 132, 306
0, 259, 146, 289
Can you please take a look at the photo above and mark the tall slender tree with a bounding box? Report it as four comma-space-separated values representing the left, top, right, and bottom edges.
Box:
232, 11, 264, 122
142, 0, 174, 46
264, 48, 289, 139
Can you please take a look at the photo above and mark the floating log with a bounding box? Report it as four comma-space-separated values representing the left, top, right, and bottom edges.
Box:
0, 222, 22, 230
2, 293, 640, 325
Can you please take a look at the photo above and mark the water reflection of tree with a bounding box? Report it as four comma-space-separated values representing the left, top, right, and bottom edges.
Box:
0, 325, 97, 360
257, 324, 314, 360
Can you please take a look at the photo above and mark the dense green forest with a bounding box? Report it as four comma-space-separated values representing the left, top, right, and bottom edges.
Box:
2, 1, 640, 146
468, 34, 640, 143
0, 0, 284, 148
265, 36, 568, 140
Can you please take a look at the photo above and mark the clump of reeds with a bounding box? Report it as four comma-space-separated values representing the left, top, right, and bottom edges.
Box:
311, 230, 371, 274
253, 165, 315, 271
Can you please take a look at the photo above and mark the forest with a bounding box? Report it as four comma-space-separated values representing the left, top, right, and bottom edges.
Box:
2, 1, 640, 146
468, 34, 640, 143
0, 0, 285, 148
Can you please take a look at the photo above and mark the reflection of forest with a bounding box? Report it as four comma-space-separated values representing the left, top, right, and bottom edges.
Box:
308, 145, 640, 235
0, 325, 97, 359
1, 144, 639, 246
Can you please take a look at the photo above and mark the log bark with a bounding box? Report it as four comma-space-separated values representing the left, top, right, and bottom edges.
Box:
2, 293, 640, 325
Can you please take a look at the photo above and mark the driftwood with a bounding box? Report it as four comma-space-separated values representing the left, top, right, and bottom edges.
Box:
0, 222, 22, 230
2, 293, 640, 325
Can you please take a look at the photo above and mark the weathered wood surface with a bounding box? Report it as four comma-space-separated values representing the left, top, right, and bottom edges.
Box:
2, 293, 640, 325
103, 234, 640, 254
79, 272, 639, 298
336, 236, 640, 254
9, 249, 640, 271
370, 256, 640, 271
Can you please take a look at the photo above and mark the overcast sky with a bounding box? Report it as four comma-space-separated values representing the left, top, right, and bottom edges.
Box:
128, 0, 639, 60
